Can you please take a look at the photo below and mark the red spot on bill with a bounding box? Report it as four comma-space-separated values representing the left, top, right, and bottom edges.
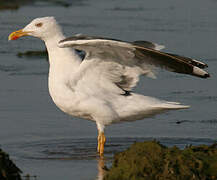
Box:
12, 36, 19, 40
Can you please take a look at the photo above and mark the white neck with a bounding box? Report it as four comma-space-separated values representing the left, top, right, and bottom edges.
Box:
44, 32, 81, 78
45, 33, 81, 67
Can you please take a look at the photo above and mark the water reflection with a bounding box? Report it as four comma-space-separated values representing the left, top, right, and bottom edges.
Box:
22, 174, 37, 180
96, 157, 107, 180
7, 137, 215, 159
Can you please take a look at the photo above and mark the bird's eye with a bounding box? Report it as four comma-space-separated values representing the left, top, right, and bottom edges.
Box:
35, 23, 43, 27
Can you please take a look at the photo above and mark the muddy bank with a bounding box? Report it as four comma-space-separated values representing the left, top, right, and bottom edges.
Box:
104, 141, 217, 180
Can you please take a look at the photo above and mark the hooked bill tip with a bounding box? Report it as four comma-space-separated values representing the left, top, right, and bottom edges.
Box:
8, 29, 29, 41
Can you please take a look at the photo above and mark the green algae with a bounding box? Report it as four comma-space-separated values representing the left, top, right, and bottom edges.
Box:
104, 141, 217, 180
17, 50, 48, 60
0, 148, 22, 180
0, 0, 71, 11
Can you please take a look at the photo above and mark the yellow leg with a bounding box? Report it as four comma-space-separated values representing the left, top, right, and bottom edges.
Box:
97, 132, 106, 156
97, 134, 101, 153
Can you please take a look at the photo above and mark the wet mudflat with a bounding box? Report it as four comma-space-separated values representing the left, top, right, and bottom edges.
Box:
0, 0, 217, 179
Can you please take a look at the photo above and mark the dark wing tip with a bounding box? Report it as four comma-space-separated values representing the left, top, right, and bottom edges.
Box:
192, 62, 208, 69
203, 73, 210, 78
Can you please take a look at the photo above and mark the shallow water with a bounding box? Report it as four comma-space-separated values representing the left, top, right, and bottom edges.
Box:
0, 0, 217, 179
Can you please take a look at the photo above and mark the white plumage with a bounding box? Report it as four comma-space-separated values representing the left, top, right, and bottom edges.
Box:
9, 17, 210, 156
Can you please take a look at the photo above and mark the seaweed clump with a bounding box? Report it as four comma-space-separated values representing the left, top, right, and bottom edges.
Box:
104, 141, 217, 180
0, 0, 72, 11
17, 50, 48, 60
0, 148, 22, 180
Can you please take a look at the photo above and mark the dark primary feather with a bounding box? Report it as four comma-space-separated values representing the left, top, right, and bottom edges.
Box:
166, 53, 208, 69
133, 46, 209, 78
134, 47, 193, 75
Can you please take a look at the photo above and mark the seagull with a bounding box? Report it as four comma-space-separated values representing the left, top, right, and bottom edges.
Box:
8, 17, 210, 156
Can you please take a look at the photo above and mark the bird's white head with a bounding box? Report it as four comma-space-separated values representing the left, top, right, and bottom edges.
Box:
9, 16, 63, 41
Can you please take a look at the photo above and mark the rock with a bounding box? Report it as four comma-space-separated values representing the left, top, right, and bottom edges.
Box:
104, 141, 217, 180
0, 148, 22, 180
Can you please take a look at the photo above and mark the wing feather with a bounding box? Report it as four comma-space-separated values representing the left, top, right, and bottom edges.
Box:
59, 35, 210, 92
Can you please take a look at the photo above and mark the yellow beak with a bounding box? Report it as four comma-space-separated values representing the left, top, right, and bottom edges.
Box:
8, 29, 30, 41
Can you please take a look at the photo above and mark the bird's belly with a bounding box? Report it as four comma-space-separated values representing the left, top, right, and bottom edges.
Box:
48, 84, 94, 121
52, 96, 94, 121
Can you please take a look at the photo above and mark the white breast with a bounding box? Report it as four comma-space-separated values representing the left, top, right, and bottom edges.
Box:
44, 36, 94, 120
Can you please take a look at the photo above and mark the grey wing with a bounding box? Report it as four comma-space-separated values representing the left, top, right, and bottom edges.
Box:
58, 35, 210, 92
